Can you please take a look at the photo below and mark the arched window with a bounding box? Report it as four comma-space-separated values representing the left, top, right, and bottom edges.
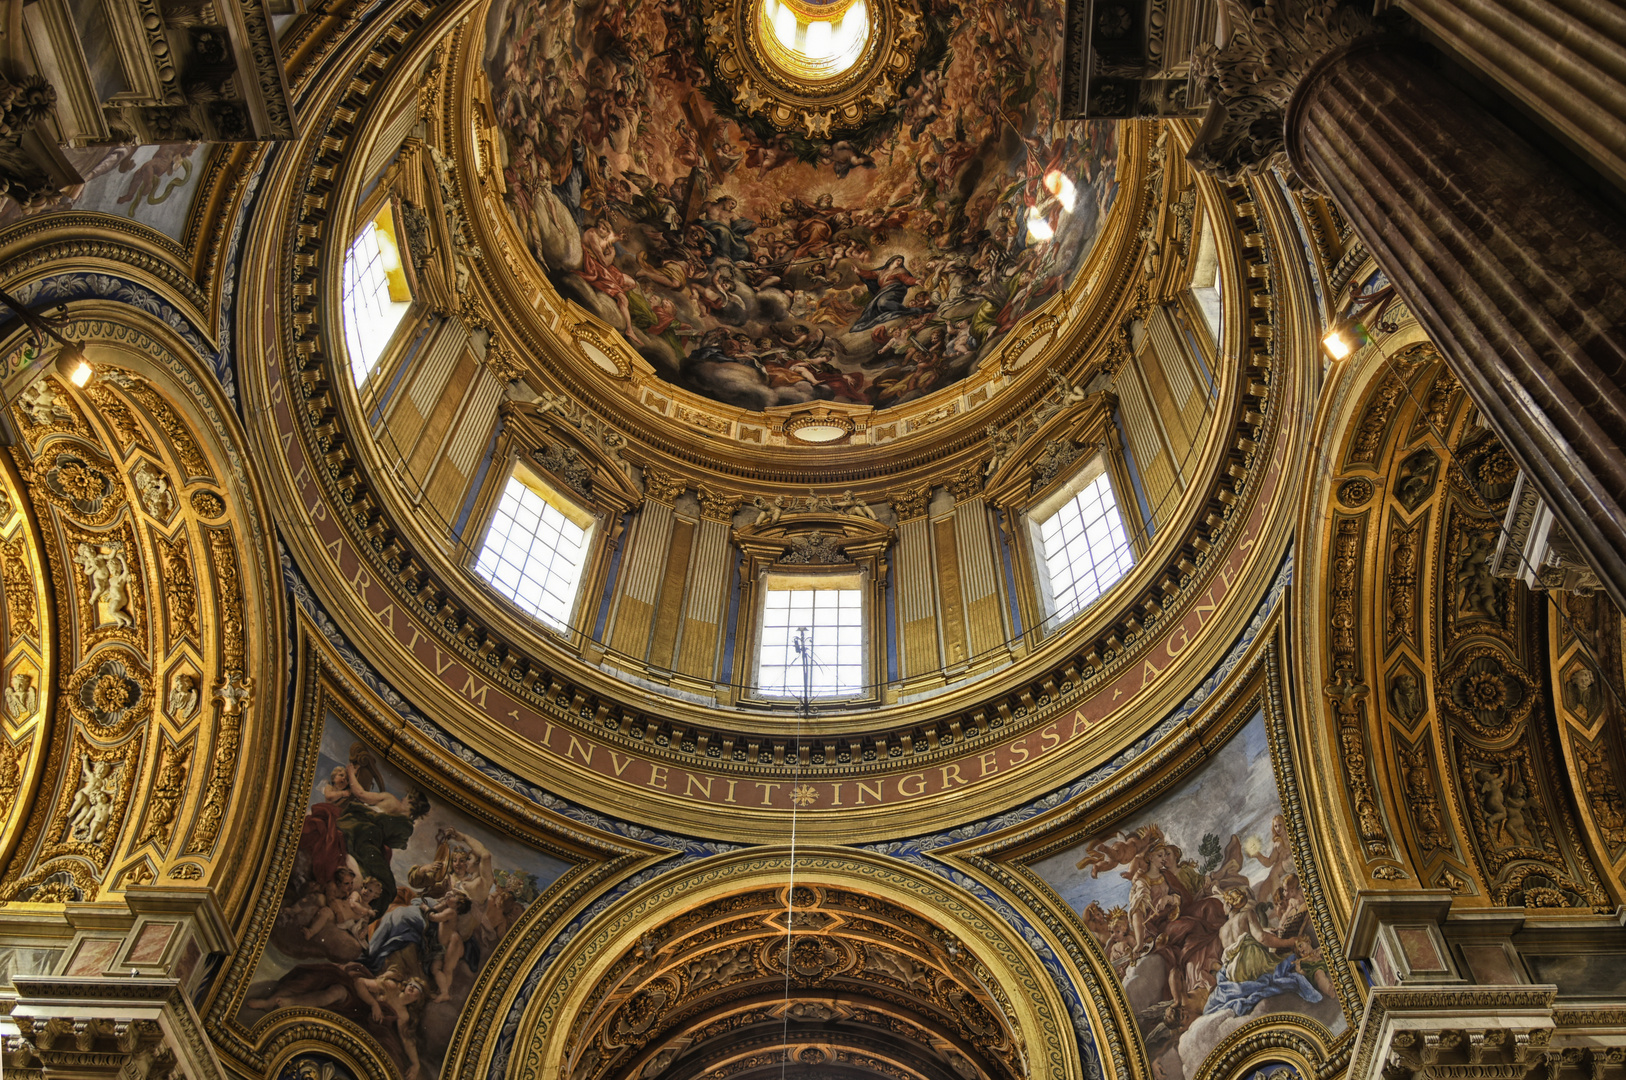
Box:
342, 204, 413, 384
1188, 211, 1224, 347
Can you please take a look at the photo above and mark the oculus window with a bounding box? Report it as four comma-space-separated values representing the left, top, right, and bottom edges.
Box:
1031, 459, 1135, 625
474, 466, 594, 633
756, 575, 865, 698
342, 203, 413, 385
757, 0, 870, 80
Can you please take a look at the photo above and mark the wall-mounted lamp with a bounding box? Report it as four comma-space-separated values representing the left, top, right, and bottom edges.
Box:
1322, 284, 1399, 360
0, 284, 94, 444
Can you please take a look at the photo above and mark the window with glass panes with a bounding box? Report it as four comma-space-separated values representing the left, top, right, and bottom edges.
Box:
756, 585, 864, 698
342, 216, 411, 384
1036, 470, 1135, 623
474, 471, 592, 632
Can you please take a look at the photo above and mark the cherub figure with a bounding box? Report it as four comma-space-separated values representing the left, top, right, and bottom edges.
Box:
167, 673, 199, 718
424, 891, 474, 1002
73, 542, 135, 628
836, 490, 877, 519
17, 377, 70, 427
306, 873, 383, 943
751, 494, 786, 527
67, 759, 116, 826
134, 462, 173, 517
984, 424, 1018, 477
72, 790, 117, 843
5, 672, 36, 718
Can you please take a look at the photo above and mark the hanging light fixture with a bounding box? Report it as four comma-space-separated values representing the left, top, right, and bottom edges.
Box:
0, 283, 94, 390
1322, 283, 1399, 360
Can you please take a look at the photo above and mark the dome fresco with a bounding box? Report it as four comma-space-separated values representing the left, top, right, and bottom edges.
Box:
482, 0, 1120, 410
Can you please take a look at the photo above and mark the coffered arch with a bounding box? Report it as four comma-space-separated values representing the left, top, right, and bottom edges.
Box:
0, 301, 286, 917
460, 849, 1098, 1080
1292, 322, 1617, 920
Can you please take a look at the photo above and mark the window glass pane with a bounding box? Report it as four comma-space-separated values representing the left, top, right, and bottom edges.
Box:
474, 474, 592, 633
342, 221, 413, 384
1037, 471, 1135, 625
756, 587, 864, 698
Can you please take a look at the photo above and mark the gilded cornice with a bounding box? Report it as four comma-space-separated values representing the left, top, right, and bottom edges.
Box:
0, 225, 208, 325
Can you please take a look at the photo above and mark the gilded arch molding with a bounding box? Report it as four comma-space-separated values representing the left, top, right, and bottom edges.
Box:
1292, 319, 1619, 917
0, 302, 284, 917
463, 848, 1093, 1080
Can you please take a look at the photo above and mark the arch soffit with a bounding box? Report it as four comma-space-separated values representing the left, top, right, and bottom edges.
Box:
0, 304, 285, 920
1292, 318, 1618, 918
459, 848, 1090, 1080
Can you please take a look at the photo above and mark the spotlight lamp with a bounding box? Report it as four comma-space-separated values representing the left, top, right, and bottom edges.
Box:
0, 284, 94, 382
1321, 283, 1399, 360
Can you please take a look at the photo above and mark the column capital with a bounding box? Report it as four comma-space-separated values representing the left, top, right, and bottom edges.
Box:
1185, 0, 1378, 182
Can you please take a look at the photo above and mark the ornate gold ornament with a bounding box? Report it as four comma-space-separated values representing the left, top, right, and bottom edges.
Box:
34, 444, 127, 525
37, 733, 143, 872
65, 646, 154, 737
704, 0, 920, 137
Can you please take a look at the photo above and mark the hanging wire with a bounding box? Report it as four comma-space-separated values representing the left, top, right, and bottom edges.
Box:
778, 626, 812, 1080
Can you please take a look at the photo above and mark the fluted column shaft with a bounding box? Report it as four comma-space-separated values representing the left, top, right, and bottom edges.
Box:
1398, 0, 1626, 189
1287, 41, 1626, 610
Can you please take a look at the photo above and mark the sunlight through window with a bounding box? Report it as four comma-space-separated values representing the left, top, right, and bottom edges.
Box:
1037, 471, 1135, 625
475, 471, 593, 633
757, 585, 864, 698
342, 209, 412, 385
757, 0, 870, 80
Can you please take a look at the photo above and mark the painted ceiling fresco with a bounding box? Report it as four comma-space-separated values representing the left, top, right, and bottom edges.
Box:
483, 0, 1119, 410
239, 712, 572, 1080
1032, 716, 1348, 1080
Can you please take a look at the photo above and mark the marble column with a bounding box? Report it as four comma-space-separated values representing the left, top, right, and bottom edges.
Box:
1187, 2, 1626, 611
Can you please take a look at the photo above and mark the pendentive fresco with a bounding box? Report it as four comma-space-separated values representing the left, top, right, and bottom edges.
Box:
239, 711, 571, 1080
1033, 714, 1346, 1080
